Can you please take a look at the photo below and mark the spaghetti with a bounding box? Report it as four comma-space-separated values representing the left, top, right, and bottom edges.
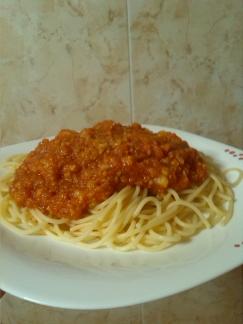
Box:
0, 154, 240, 252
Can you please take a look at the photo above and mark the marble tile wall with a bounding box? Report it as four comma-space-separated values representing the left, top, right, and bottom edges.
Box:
129, 0, 243, 147
0, 0, 130, 146
1, 0, 242, 148
0, 0, 242, 323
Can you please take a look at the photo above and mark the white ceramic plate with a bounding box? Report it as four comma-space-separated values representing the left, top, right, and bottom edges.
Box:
1, 126, 243, 310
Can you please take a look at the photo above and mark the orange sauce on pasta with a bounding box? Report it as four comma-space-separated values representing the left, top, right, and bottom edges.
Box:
10, 121, 208, 219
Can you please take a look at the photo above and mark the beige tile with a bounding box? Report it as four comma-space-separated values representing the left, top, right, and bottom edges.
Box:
129, 0, 243, 148
0, 0, 130, 147
142, 266, 242, 324
1, 294, 141, 324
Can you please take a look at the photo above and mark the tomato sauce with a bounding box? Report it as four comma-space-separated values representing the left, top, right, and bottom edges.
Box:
10, 121, 208, 219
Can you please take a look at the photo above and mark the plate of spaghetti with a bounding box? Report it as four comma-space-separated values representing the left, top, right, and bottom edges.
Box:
0, 121, 242, 309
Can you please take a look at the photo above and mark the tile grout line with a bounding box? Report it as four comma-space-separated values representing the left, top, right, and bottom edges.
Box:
140, 303, 146, 324
126, 0, 135, 123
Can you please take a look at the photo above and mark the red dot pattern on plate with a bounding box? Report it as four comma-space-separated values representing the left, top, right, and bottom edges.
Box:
224, 148, 243, 160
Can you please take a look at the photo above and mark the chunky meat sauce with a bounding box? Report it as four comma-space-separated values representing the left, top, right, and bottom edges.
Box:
10, 121, 208, 219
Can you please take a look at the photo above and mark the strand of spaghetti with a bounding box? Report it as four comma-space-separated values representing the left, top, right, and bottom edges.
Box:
121, 196, 143, 228
146, 234, 180, 247
94, 186, 133, 211
137, 213, 153, 220
115, 220, 137, 241
9, 202, 29, 227
137, 241, 171, 252
107, 240, 137, 251
135, 218, 145, 230
0, 196, 10, 218
182, 177, 211, 202
70, 214, 99, 230
89, 195, 123, 227
91, 190, 119, 212
141, 235, 163, 246
135, 205, 180, 234
70, 216, 110, 240
165, 222, 172, 236
221, 186, 234, 224
167, 189, 181, 201
71, 200, 124, 248
133, 196, 162, 217
223, 168, 243, 187
174, 216, 201, 229
70, 222, 103, 241
31, 209, 68, 225
131, 186, 140, 199
28, 210, 45, 227
173, 217, 202, 236
53, 224, 65, 236
148, 229, 181, 242
210, 173, 225, 192
100, 200, 123, 240
159, 191, 174, 210
131, 231, 145, 247
175, 226, 200, 237
208, 181, 218, 200
44, 223, 58, 235
44, 228, 63, 239
216, 192, 232, 201
201, 196, 228, 217
167, 200, 210, 228
59, 229, 93, 242
63, 231, 95, 243
92, 199, 126, 234
3, 211, 43, 235
141, 188, 148, 199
